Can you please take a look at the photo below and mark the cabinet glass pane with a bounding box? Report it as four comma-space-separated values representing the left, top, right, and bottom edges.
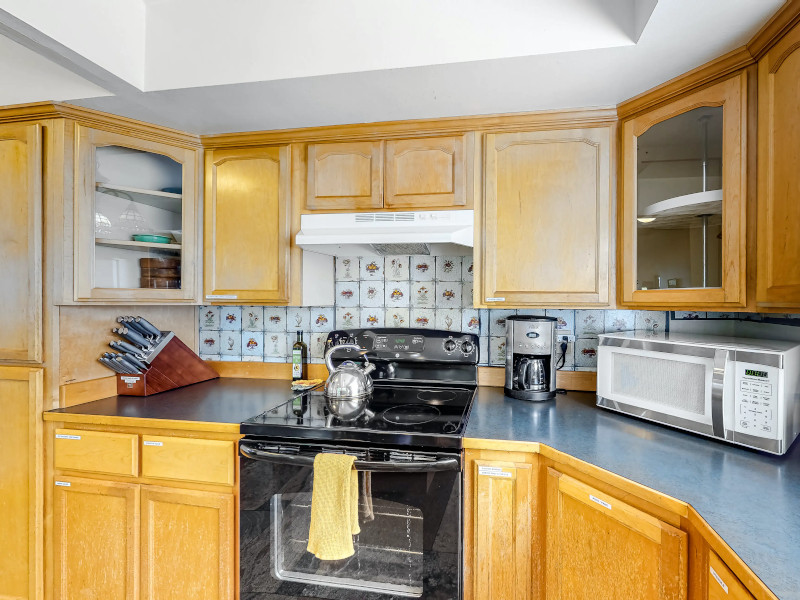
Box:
93, 146, 183, 290
636, 106, 723, 290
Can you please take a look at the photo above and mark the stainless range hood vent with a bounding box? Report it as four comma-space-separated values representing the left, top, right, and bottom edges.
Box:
370, 243, 430, 256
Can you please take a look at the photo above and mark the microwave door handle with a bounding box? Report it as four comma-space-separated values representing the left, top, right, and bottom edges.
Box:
240, 443, 460, 473
711, 349, 729, 438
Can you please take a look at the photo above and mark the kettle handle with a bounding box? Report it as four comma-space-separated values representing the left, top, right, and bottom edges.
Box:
324, 344, 370, 373
517, 357, 530, 390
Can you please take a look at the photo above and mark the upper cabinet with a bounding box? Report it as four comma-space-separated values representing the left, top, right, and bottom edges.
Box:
74, 125, 199, 303
756, 19, 800, 307
204, 146, 291, 304
477, 127, 613, 307
306, 135, 469, 211
0, 123, 42, 362
619, 73, 748, 308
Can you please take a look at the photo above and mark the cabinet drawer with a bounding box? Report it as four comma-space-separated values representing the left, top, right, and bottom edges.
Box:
54, 428, 138, 476
141, 435, 234, 486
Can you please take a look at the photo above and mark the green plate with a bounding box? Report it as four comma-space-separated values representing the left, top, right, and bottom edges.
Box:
133, 234, 172, 244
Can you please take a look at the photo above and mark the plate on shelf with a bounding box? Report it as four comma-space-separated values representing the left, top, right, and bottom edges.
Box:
132, 234, 172, 244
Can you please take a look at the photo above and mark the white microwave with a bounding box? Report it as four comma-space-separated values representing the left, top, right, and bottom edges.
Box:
597, 331, 800, 455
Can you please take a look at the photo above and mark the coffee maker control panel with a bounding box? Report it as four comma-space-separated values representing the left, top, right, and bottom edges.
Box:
513, 327, 553, 354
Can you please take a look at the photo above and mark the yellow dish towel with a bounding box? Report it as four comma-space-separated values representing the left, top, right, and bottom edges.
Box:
307, 453, 360, 560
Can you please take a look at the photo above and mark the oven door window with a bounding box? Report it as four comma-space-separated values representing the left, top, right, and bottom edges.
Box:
240, 452, 460, 600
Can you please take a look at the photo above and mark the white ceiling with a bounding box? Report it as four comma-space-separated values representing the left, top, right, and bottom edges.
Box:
0, 0, 785, 134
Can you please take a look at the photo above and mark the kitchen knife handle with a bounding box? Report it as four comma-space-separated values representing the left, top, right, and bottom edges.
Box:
110, 340, 144, 356
135, 317, 162, 338
113, 327, 149, 349
123, 316, 151, 337
99, 357, 125, 374
123, 353, 148, 372
114, 356, 140, 374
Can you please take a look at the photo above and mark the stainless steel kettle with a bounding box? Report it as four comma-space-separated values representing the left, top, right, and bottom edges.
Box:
323, 344, 376, 420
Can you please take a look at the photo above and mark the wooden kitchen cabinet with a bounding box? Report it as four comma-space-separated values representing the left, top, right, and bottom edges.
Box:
544, 467, 687, 600
204, 145, 291, 303
708, 551, 755, 600
384, 135, 467, 208
0, 123, 42, 362
141, 486, 234, 600
756, 19, 800, 307
0, 367, 42, 600
619, 73, 748, 308
53, 477, 140, 600
306, 140, 383, 210
477, 127, 612, 307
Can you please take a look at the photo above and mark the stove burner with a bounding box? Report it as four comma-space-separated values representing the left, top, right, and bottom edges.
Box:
381, 404, 441, 425
417, 390, 457, 404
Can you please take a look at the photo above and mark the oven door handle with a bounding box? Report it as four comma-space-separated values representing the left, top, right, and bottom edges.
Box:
239, 443, 460, 472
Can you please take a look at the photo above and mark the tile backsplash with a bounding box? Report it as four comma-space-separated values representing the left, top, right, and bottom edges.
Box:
199, 254, 668, 370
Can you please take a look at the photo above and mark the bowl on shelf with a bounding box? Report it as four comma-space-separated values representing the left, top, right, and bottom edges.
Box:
161, 187, 182, 195
132, 234, 173, 244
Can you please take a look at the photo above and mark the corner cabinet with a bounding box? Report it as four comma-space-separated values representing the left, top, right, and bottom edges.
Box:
74, 125, 200, 302
618, 72, 748, 308
476, 127, 613, 307
204, 145, 291, 304
756, 19, 800, 307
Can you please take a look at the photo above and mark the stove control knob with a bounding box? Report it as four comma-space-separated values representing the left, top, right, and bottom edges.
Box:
443, 339, 457, 353
461, 340, 474, 354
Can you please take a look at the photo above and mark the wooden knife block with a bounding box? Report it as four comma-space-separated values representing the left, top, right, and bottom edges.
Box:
116, 332, 218, 396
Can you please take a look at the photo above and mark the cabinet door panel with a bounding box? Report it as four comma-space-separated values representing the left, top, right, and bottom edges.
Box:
481, 128, 611, 306
0, 123, 41, 362
708, 551, 755, 600
545, 468, 687, 600
307, 141, 383, 210
141, 486, 234, 600
204, 146, 290, 303
0, 367, 42, 600
385, 136, 466, 208
757, 21, 800, 306
53, 477, 139, 600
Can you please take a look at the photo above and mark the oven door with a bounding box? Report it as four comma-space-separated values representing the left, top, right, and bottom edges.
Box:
239, 440, 462, 600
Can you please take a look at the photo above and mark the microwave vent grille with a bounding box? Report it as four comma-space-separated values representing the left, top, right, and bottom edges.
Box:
611, 353, 706, 415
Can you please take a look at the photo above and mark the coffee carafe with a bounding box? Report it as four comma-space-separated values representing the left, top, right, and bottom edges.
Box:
505, 315, 557, 401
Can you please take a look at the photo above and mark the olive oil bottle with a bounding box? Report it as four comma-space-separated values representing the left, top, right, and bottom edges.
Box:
292, 331, 308, 380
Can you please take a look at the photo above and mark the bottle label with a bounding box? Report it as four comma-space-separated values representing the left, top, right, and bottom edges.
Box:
292, 349, 302, 377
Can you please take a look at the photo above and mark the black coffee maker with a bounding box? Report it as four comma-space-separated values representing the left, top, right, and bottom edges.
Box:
504, 315, 557, 401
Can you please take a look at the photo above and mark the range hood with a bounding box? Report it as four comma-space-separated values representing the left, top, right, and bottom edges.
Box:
296, 210, 474, 256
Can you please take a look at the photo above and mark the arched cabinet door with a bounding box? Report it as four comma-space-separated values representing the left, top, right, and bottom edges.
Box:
757, 20, 800, 307
306, 141, 383, 210
619, 73, 748, 309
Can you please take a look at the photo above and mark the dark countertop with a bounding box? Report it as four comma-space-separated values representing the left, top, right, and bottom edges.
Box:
45, 378, 300, 432
466, 387, 800, 600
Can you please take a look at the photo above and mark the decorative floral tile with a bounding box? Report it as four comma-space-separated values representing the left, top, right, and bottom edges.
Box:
220, 331, 242, 356
462, 310, 481, 335
435, 309, 462, 332
335, 282, 359, 307
242, 306, 264, 331
673, 311, 706, 320
556, 341, 575, 370
410, 281, 436, 308
461, 282, 473, 308
199, 330, 220, 354
385, 256, 410, 281
736, 313, 762, 321
360, 257, 384, 280
706, 312, 735, 319
385, 308, 410, 328
575, 310, 605, 338
575, 338, 599, 368
309, 307, 334, 332
634, 311, 666, 333
604, 310, 635, 332
199, 306, 220, 329
462, 258, 474, 282
360, 281, 385, 308
335, 256, 359, 282
489, 336, 507, 366
488, 309, 516, 337
478, 337, 489, 365
360, 309, 384, 328
241, 333, 264, 358
309, 332, 328, 363
286, 308, 311, 332
219, 306, 242, 331
336, 308, 360, 329
385, 281, 410, 307
436, 282, 462, 307
410, 255, 435, 281
410, 308, 436, 329
479, 309, 490, 336
546, 309, 575, 332
264, 307, 287, 332
264, 332, 287, 358
436, 256, 462, 282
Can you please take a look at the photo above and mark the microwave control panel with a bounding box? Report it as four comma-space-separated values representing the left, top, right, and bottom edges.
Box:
734, 362, 780, 439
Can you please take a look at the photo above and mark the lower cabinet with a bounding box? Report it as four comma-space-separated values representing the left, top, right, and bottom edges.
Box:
708, 551, 755, 600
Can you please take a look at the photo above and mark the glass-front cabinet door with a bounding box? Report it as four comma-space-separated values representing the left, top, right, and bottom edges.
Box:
619, 72, 748, 308
73, 125, 199, 302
